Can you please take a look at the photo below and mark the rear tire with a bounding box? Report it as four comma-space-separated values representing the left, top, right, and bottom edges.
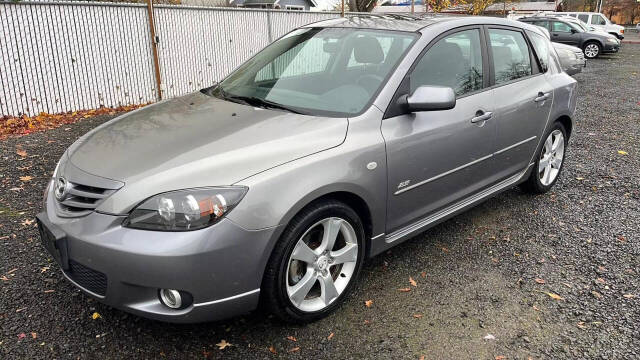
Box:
262, 200, 365, 323
520, 122, 568, 194
583, 41, 601, 59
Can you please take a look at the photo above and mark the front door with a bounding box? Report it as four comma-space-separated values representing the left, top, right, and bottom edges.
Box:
549, 20, 580, 46
382, 27, 497, 233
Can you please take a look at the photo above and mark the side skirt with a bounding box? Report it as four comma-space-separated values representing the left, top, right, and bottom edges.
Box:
369, 165, 531, 256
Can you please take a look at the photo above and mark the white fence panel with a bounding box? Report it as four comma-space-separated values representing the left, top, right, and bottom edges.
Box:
0, 2, 355, 117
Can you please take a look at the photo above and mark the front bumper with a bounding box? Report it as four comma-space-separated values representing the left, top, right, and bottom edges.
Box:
39, 188, 279, 323
603, 43, 620, 53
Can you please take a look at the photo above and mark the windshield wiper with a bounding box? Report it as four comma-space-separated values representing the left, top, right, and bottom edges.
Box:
224, 95, 305, 115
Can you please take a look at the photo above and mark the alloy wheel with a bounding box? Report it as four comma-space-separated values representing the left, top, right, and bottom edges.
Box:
584, 43, 599, 58
538, 129, 565, 186
285, 217, 358, 312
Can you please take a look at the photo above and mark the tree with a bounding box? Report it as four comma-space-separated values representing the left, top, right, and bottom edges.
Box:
466, 0, 494, 15
348, 0, 377, 12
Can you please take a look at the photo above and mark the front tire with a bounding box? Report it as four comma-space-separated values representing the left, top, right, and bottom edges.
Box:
520, 122, 567, 194
583, 41, 601, 59
262, 200, 365, 323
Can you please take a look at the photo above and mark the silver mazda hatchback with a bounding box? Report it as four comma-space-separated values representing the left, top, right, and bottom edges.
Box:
38, 16, 577, 323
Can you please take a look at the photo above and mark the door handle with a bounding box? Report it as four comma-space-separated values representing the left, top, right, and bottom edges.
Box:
534, 92, 549, 102
471, 111, 493, 123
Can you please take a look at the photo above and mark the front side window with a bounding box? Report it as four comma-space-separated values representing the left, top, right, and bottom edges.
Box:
488, 29, 532, 85
551, 21, 574, 33
410, 29, 484, 97
591, 15, 606, 25
216, 28, 417, 116
527, 31, 550, 72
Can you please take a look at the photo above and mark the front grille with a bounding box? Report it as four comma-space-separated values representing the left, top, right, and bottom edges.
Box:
55, 180, 116, 217
66, 260, 107, 296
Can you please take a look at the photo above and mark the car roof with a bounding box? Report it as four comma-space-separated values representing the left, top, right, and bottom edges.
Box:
304, 14, 527, 33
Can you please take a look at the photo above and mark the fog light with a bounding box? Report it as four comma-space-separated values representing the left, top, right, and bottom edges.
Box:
159, 289, 182, 309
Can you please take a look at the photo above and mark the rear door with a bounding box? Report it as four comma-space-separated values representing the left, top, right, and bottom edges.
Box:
382, 27, 497, 233
486, 27, 553, 180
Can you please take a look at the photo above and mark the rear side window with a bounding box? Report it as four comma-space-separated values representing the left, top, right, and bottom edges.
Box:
527, 31, 550, 73
410, 29, 484, 96
578, 14, 589, 23
488, 29, 532, 85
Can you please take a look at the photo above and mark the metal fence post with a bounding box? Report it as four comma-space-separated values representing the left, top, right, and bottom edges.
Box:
146, 0, 163, 101
266, 10, 273, 42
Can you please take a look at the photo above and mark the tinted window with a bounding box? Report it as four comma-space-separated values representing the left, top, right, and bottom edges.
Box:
578, 14, 589, 23
489, 29, 532, 85
551, 21, 573, 33
591, 14, 606, 25
527, 31, 549, 72
410, 29, 484, 96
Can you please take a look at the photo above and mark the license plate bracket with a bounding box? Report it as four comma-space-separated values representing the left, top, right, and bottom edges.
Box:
36, 213, 69, 270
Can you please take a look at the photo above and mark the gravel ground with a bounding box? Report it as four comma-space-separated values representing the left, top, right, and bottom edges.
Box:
1, 45, 639, 360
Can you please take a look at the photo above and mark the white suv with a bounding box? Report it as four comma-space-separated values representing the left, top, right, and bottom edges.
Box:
557, 12, 625, 39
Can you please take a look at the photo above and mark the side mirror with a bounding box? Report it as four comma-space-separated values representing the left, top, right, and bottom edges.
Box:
570, 28, 578, 34
403, 85, 456, 112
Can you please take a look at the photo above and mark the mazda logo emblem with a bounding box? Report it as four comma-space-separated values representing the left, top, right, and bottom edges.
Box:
54, 177, 69, 201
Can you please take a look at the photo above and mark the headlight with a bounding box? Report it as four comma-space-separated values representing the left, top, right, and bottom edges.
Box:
561, 49, 577, 60
606, 38, 617, 44
124, 187, 248, 231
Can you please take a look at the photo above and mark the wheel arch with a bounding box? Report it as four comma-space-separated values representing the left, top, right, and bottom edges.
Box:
555, 114, 573, 139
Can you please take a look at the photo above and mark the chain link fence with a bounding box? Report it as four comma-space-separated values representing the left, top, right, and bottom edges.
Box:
0, 1, 352, 117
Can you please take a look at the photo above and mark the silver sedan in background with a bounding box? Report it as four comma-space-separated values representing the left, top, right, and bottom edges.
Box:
38, 16, 578, 323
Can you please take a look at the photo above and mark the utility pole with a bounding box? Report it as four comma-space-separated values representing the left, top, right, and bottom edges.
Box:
341, 0, 345, 17
411, 0, 415, 13
146, 0, 163, 101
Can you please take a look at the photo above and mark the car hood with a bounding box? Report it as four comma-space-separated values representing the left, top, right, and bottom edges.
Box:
67, 92, 348, 214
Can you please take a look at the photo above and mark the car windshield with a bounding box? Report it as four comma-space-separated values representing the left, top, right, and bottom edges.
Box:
212, 27, 418, 117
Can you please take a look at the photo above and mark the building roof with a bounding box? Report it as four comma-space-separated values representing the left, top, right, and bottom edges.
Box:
485, 1, 559, 12
307, 14, 458, 32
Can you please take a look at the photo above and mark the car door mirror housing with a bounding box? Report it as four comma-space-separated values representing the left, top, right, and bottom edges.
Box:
402, 86, 456, 112
570, 28, 578, 34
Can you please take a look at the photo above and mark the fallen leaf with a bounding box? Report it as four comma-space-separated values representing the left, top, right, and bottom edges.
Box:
286, 336, 297, 342
16, 148, 27, 157
18, 333, 26, 339
532, 305, 540, 312
398, 287, 411, 292
484, 334, 496, 340
31, 332, 37, 339
364, 300, 373, 308
413, 314, 423, 318
420, 271, 426, 278
0, 276, 9, 281
19, 176, 33, 182
623, 294, 635, 299
409, 276, 417, 287
591, 290, 602, 298
21, 219, 35, 227
16, 307, 27, 312
7, 268, 18, 274
91, 312, 101, 320
617, 150, 628, 155
288, 347, 300, 353
420, 356, 425, 360
363, 319, 371, 324
544, 292, 564, 301
268, 345, 277, 354
327, 332, 334, 340
534, 278, 545, 284
216, 340, 232, 350
577, 321, 586, 329
495, 356, 506, 360
43, 289, 55, 293
575, 177, 585, 181
40, 266, 49, 273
